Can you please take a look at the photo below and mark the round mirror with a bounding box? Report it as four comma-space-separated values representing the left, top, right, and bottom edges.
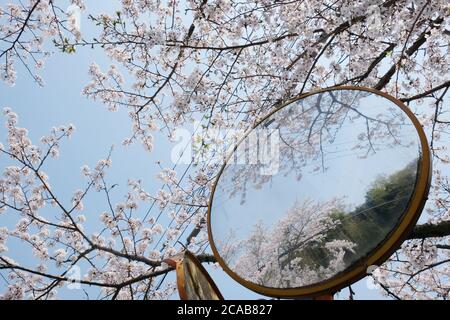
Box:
207, 87, 431, 297
174, 251, 224, 300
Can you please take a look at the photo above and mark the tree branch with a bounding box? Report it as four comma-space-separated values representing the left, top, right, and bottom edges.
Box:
408, 221, 450, 240
375, 17, 444, 90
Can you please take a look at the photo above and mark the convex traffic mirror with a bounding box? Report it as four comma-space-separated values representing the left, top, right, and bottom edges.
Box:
207, 87, 431, 298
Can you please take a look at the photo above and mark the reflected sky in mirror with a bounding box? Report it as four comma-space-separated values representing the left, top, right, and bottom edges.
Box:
210, 89, 421, 289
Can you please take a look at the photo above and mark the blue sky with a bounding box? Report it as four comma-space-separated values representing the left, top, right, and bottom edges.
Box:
0, 1, 389, 300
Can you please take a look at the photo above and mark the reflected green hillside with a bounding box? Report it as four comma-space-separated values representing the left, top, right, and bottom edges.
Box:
289, 160, 419, 274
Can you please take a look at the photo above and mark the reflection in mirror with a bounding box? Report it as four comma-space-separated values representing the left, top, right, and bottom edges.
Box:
210, 89, 421, 289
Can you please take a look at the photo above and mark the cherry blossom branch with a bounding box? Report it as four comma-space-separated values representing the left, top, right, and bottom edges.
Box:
408, 221, 450, 240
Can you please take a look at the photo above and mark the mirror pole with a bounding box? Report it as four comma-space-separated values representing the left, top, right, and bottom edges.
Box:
313, 294, 334, 300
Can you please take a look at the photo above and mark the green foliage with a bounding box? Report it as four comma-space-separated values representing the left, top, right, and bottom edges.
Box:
286, 160, 419, 273
54, 38, 76, 54
336, 160, 418, 264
